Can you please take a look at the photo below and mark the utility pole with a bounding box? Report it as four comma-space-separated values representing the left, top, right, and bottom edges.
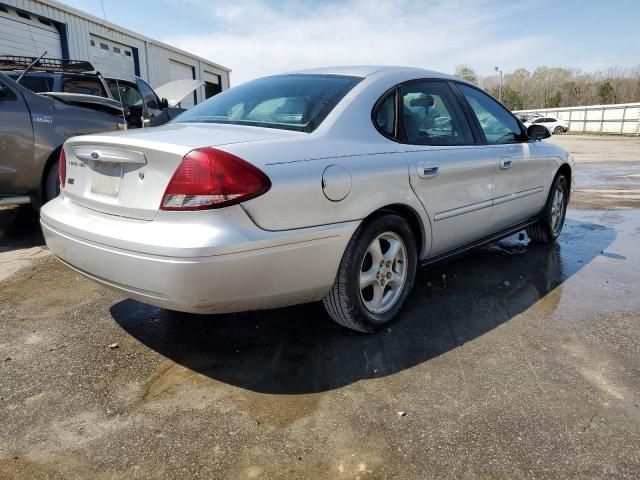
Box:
495, 66, 503, 103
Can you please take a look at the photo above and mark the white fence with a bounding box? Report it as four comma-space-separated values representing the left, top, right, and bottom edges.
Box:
514, 102, 640, 135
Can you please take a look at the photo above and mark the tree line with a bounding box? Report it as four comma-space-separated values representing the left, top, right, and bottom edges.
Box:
454, 64, 640, 111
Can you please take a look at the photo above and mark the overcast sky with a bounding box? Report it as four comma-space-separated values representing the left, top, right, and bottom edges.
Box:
59, 0, 640, 85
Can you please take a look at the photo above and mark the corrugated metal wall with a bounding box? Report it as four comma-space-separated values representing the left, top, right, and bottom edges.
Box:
2, 0, 230, 103
514, 103, 640, 136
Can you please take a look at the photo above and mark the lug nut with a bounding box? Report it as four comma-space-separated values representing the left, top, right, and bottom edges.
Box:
387, 272, 392, 279
381, 279, 385, 286
386, 261, 391, 267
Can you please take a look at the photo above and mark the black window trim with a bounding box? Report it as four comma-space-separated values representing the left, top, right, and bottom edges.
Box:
450, 81, 529, 144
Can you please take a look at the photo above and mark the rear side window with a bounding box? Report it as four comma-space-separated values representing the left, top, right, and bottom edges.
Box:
5, 75, 53, 93
175, 74, 362, 132
401, 81, 474, 146
62, 77, 106, 97
457, 84, 525, 144
373, 92, 396, 138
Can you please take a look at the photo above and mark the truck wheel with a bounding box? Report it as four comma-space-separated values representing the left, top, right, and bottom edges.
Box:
43, 159, 61, 204
323, 214, 417, 333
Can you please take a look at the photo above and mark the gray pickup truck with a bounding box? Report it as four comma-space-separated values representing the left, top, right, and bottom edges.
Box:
0, 71, 125, 208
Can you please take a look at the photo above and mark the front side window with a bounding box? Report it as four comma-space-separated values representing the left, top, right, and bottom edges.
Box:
457, 84, 525, 144
175, 74, 362, 132
401, 81, 474, 146
136, 78, 160, 109
107, 80, 143, 108
0, 78, 17, 100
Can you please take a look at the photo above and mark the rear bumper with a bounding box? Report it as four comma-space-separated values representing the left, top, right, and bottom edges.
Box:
41, 197, 358, 313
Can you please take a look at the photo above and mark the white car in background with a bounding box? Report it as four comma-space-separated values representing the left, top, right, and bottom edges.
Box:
525, 116, 569, 135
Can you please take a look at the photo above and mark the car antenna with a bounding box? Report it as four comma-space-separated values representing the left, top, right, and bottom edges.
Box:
16, 51, 47, 84
114, 78, 128, 130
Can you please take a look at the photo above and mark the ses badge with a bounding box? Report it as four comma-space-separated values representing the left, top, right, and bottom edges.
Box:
32, 114, 53, 124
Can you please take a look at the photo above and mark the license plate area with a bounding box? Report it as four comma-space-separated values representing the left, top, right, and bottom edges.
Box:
91, 160, 123, 197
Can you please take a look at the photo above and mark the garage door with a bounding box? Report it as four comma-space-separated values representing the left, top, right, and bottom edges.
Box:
203, 70, 222, 99
169, 60, 196, 108
0, 5, 62, 58
89, 34, 135, 81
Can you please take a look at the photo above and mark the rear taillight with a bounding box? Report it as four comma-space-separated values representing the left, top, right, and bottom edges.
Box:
58, 149, 66, 189
160, 147, 271, 211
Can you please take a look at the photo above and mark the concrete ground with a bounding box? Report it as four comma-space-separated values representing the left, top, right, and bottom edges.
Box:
550, 135, 640, 210
1, 135, 639, 479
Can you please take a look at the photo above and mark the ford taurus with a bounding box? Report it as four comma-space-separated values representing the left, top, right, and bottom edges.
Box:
41, 66, 572, 332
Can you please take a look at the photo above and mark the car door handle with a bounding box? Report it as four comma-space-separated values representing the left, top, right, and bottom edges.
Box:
417, 162, 440, 179
499, 156, 513, 170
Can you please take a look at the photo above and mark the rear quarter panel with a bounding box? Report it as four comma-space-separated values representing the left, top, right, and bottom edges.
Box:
228, 136, 432, 257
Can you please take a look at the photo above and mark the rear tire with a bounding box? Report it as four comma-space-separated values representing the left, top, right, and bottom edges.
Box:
43, 159, 60, 204
323, 214, 417, 333
527, 174, 569, 243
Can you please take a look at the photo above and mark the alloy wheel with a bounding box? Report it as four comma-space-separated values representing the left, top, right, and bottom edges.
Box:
359, 232, 408, 314
550, 184, 566, 235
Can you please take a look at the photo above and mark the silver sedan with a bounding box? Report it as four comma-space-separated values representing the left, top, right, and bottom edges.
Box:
41, 66, 572, 332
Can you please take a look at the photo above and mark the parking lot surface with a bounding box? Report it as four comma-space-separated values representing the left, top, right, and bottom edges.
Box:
1, 135, 639, 479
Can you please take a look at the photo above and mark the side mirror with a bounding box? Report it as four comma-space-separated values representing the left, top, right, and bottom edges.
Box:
527, 124, 551, 141
146, 99, 158, 110
160, 97, 169, 110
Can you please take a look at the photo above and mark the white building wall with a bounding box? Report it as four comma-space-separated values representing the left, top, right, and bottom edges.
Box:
2, 0, 230, 102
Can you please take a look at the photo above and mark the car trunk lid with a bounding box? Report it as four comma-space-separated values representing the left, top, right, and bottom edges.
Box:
62, 123, 300, 220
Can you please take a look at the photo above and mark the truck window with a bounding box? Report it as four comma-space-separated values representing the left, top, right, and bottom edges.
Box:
63, 77, 106, 97
5, 74, 54, 93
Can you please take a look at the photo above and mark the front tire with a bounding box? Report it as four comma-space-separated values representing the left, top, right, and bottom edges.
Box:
553, 126, 564, 135
527, 174, 569, 243
323, 214, 417, 332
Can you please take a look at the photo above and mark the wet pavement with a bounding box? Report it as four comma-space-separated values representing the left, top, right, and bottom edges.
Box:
1, 136, 640, 479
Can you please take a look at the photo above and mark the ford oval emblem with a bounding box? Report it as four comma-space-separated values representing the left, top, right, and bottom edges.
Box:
91, 151, 100, 160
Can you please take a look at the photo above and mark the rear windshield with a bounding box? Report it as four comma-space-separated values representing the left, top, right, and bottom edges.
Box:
174, 74, 362, 132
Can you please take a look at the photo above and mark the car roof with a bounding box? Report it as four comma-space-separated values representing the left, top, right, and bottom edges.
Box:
285, 65, 456, 80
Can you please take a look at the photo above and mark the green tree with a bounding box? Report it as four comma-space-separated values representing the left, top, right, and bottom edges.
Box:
598, 81, 615, 103
501, 86, 524, 110
454, 64, 478, 84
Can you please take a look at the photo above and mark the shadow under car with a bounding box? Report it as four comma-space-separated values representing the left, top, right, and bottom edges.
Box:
111, 217, 615, 395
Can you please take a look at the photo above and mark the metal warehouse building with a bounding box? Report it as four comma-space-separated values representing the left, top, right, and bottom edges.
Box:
0, 0, 230, 107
